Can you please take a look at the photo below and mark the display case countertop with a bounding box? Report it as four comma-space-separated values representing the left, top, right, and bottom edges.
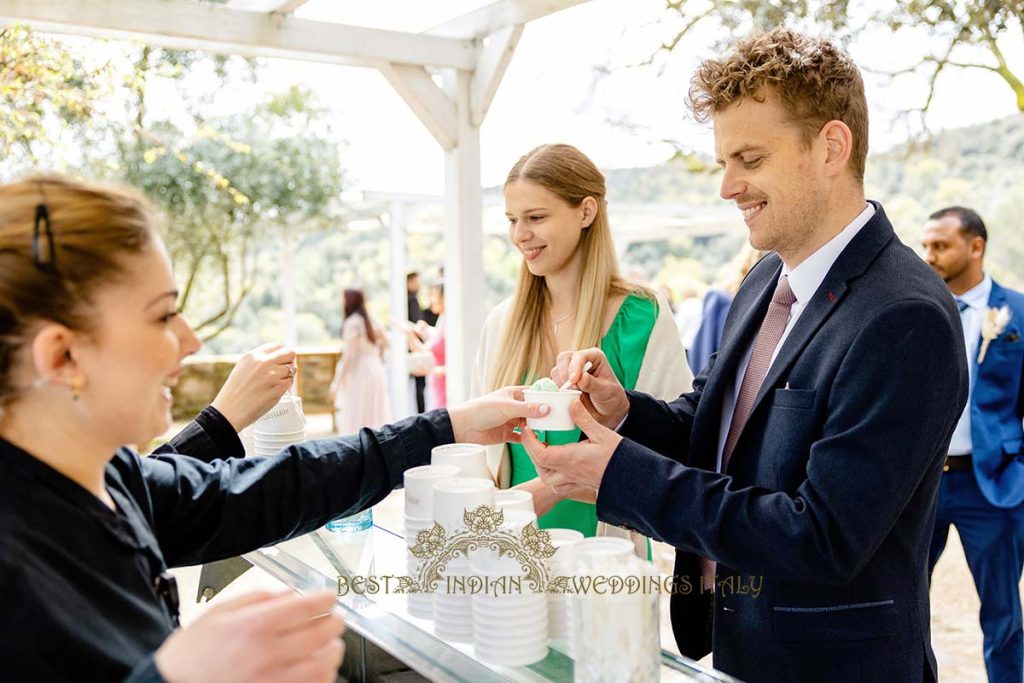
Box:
245, 516, 741, 683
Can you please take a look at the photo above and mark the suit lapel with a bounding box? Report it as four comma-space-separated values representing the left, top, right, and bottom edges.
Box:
750, 276, 848, 414
689, 258, 781, 469
974, 281, 1007, 385
730, 203, 896, 459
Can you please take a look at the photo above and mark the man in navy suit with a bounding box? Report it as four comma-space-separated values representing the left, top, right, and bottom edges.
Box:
522, 28, 968, 682
922, 206, 1024, 683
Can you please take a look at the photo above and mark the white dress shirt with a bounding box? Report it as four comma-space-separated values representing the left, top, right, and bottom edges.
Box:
714, 204, 876, 472
946, 273, 991, 456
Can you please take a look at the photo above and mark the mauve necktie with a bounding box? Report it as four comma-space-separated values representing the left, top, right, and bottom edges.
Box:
702, 275, 797, 590
721, 275, 798, 471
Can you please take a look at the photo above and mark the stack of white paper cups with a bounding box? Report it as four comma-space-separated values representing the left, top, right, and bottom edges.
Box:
431, 477, 496, 642
402, 464, 460, 619
430, 443, 492, 480
470, 509, 549, 667
572, 538, 659, 682
494, 488, 535, 515
544, 528, 585, 647
254, 394, 305, 456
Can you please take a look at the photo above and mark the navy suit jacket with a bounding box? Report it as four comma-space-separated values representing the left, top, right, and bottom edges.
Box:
596, 204, 968, 682
968, 280, 1024, 507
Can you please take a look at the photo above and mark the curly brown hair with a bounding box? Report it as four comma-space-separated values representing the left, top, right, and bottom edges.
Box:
689, 27, 868, 181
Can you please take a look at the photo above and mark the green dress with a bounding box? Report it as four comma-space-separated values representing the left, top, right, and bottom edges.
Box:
508, 293, 658, 537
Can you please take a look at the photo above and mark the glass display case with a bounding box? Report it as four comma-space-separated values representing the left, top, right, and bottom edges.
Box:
245, 516, 740, 683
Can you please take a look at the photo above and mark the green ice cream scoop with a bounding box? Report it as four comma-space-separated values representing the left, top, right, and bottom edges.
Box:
530, 377, 560, 392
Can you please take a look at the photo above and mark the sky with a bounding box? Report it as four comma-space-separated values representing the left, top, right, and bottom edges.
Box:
96, 0, 1024, 195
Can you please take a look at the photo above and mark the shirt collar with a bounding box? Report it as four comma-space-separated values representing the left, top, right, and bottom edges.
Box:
956, 273, 991, 311
781, 203, 875, 304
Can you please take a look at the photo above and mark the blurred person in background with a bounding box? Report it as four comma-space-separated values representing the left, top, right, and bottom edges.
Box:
406, 282, 447, 409
673, 282, 705, 358
406, 271, 427, 412
922, 206, 1024, 683
330, 287, 391, 434
687, 243, 763, 376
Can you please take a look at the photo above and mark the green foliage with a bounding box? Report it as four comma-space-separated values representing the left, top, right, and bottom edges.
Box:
868, 113, 1024, 288
0, 25, 109, 168
654, 0, 1024, 116
112, 86, 344, 341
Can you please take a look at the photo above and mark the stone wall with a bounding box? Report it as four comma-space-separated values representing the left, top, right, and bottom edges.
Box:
173, 345, 342, 420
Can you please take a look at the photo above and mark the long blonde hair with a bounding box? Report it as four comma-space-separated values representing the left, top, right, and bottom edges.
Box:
490, 144, 647, 390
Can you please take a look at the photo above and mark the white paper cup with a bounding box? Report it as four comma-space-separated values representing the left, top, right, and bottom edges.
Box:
430, 443, 491, 480
473, 609, 548, 630
522, 389, 582, 431
254, 436, 305, 448
404, 464, 460, 518
254, 432, 305, 444
473, 621, 548, 643
473, 592, 548, 607
255, 395, 305, 434
407, 593, 433, 620
474, 643, 548, 667
432, 477, 495, 532
546, 528, 585, 548
435, 624, 474, 643
571, 536, 635, 572
494, 489, 535, 515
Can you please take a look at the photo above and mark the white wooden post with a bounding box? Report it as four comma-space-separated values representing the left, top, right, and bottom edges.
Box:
387, 199, 412, 418
443, 70, 485, 405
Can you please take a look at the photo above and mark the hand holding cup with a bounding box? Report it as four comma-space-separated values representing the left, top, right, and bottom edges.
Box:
550, 348, 629, 430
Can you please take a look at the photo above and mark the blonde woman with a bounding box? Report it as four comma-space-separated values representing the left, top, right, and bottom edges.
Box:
472, 144, 692, 549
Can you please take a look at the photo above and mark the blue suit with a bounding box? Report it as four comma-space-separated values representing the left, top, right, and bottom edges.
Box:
688, 288, 733, 378
930, 279, 1024, 683
596, 204, 968, 682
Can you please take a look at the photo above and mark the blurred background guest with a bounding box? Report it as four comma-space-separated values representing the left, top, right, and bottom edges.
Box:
406, 271, 427, 412
673, 282, 704, 359
331, 288, 390, 434
406, 282, 447, 410
687, 244, 763, 376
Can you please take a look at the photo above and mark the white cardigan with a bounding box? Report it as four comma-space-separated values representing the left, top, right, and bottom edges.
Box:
470, 292, 693, 554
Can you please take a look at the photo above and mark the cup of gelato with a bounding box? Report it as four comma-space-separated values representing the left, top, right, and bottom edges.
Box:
523, 377, 582, 431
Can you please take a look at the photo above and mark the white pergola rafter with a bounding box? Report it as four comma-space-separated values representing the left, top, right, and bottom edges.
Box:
0, 0, 478, 69
0, 0, 590, 408
225, 0, 313, 14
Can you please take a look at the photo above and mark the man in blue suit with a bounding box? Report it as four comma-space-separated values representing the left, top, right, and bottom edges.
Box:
922, 206, 1024, 683
522, 28, 968, 682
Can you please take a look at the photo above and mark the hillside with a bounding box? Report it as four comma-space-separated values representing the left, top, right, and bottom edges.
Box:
601, 114, 1024, 287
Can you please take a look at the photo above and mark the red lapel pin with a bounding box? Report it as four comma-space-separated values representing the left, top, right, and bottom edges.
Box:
827, 291, 836, 304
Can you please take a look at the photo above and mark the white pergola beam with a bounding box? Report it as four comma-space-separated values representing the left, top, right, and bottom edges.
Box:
224, 0, 312, 14
0, 0, 478, 70
427, 0, 587, 39
377, 63, 458, 151
471, 24, 523, 127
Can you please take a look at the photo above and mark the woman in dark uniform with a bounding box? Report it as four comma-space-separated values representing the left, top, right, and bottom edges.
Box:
0, 175, 546, 682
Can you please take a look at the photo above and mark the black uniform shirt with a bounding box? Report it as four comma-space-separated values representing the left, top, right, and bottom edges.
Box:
0, 407, 450, 681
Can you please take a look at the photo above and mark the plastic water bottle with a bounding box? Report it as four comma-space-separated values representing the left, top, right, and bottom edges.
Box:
325, 509, 373, 536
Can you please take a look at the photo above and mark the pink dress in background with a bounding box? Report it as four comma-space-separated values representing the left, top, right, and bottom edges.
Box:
332, 314, 391, 434
427, 316, 446, 409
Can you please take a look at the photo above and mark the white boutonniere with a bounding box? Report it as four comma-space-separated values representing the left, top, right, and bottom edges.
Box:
978, 305, 1012, 364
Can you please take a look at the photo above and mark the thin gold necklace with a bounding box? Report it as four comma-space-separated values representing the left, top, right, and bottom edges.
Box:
551, 309, 575, 335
